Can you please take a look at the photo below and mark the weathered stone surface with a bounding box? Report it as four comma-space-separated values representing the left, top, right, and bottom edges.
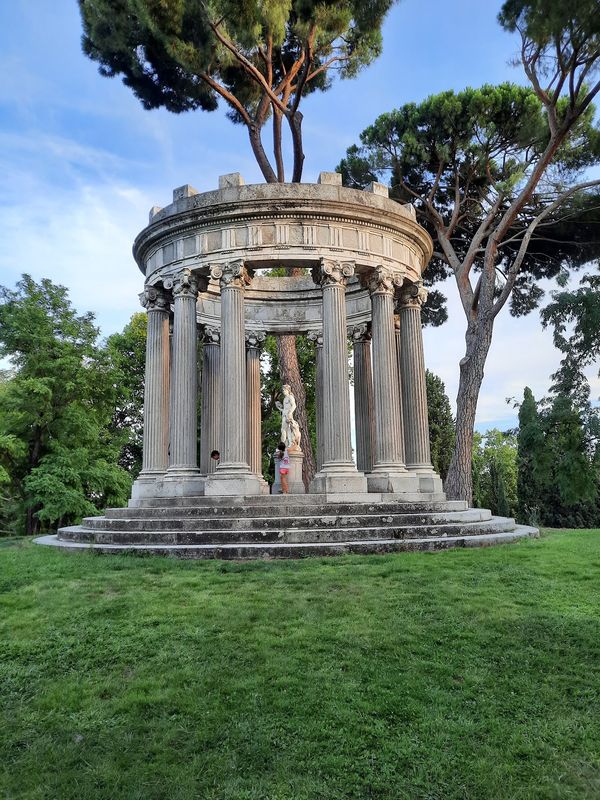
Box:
38, 522, 539, 559
219, 172, 245, 188
135, 181, 431, 294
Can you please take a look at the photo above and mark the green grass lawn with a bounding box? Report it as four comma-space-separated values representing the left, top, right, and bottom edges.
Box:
1, 530, 599, 800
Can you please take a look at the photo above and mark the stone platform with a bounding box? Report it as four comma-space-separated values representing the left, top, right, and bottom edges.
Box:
36, 495, 539, 559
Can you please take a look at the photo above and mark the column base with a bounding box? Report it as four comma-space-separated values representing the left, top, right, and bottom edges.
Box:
159, 468, 206, 497
366, 469, 420, 494
309, 463, 368, 495
407, 467, 445, 495
130, 471, 165, 501
205, 464, 265, 496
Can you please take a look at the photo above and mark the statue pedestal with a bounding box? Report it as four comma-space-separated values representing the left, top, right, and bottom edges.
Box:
273, 448, 305, 494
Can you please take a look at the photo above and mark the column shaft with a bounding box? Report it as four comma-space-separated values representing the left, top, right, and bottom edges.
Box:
246, 332, 265, 475
399, 289, 433, 470
308, 332, 324, 471
205, 262, 264, 495
140, 291, 170, 475
351, 327, 375, 473
199, 329, 221, 474
167, 272, 200, 473
220, 284, 248, 467
322, 282, 354, 466
370, 290, 405, 468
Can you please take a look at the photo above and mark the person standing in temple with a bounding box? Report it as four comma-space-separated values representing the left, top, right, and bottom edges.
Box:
275, 442, 290, 494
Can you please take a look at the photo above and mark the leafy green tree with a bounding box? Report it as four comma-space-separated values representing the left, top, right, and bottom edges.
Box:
339, 0, 600, 503
79, 0, 398, 183
105, 312, 147, 477
425, 370, 455, 481
0, 276, 131, 535
542, 268, 600, 381
540, 394, 598, 526
516, 378, 599, 527
472, 429, 518, 517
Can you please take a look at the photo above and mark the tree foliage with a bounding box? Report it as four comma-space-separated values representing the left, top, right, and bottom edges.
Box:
0, 276, 131, 535
516, 383, 599, 527
425, 370, 455, 480
79, 0, 398, 182
541, 267, 600, 379
105, 312, 148, 477
472, 429, 518, 518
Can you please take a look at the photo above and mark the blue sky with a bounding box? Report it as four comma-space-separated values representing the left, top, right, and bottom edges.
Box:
0, 0, 597, 430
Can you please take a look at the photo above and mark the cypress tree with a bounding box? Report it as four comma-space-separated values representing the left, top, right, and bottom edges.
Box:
516, 387, 545, 525
426, 370, 455, 481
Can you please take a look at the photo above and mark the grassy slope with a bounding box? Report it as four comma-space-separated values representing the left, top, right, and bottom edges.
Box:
1, 530, 599, 800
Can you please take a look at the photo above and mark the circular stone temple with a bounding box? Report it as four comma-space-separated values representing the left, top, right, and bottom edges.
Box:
38, 171, 538, 557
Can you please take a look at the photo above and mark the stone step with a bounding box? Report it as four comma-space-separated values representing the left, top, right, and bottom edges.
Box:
110, 499, 469, 519
129, 492, 454, 509
38, 526, 540, 559
87, 508, 492, 532
59, 517, 516, 546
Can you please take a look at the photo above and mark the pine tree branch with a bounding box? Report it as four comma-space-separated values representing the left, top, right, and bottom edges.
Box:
492, 179, 600, 317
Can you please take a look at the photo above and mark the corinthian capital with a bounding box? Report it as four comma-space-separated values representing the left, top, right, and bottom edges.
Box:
398, 282, 428, 309
348, 323, 371, 344
313, 258, 355, 288
306, 330, 324, 348
245, 329, 266, 350
201, 325, 221, 345
140, 284, 170, 312
210, 259, 253, 289
164, 268, 203, 299
362, 265, 403, 296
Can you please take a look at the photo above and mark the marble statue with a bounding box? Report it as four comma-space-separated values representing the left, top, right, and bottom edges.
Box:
276, 384, 301, 450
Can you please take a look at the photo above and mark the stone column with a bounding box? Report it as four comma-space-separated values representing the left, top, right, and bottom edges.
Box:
245, 330, 267, 487
131, 285, 171, 501
205, 261, 264, 496
309, 259, 367, 495
364, 266, 418, 493
163, 268, 205, 495
349, 324, 375, 474
307, 331, 324, 471
199, 326, 221, 475
398, 283, 444, 494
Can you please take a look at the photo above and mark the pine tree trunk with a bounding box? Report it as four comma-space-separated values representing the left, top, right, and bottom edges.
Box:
248, 125, 278, 184
445, 319, 494, 505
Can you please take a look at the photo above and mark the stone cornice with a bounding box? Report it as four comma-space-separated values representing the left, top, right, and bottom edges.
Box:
133, 182, 433, 279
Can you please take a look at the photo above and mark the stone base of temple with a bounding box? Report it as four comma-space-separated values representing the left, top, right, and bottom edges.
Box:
41, 493, 539, 558
204, 470, 267, 496
309, 467, 368, 495
414, 471, 445, 494
366, 469, 420, 494
130, 472, 166, 501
